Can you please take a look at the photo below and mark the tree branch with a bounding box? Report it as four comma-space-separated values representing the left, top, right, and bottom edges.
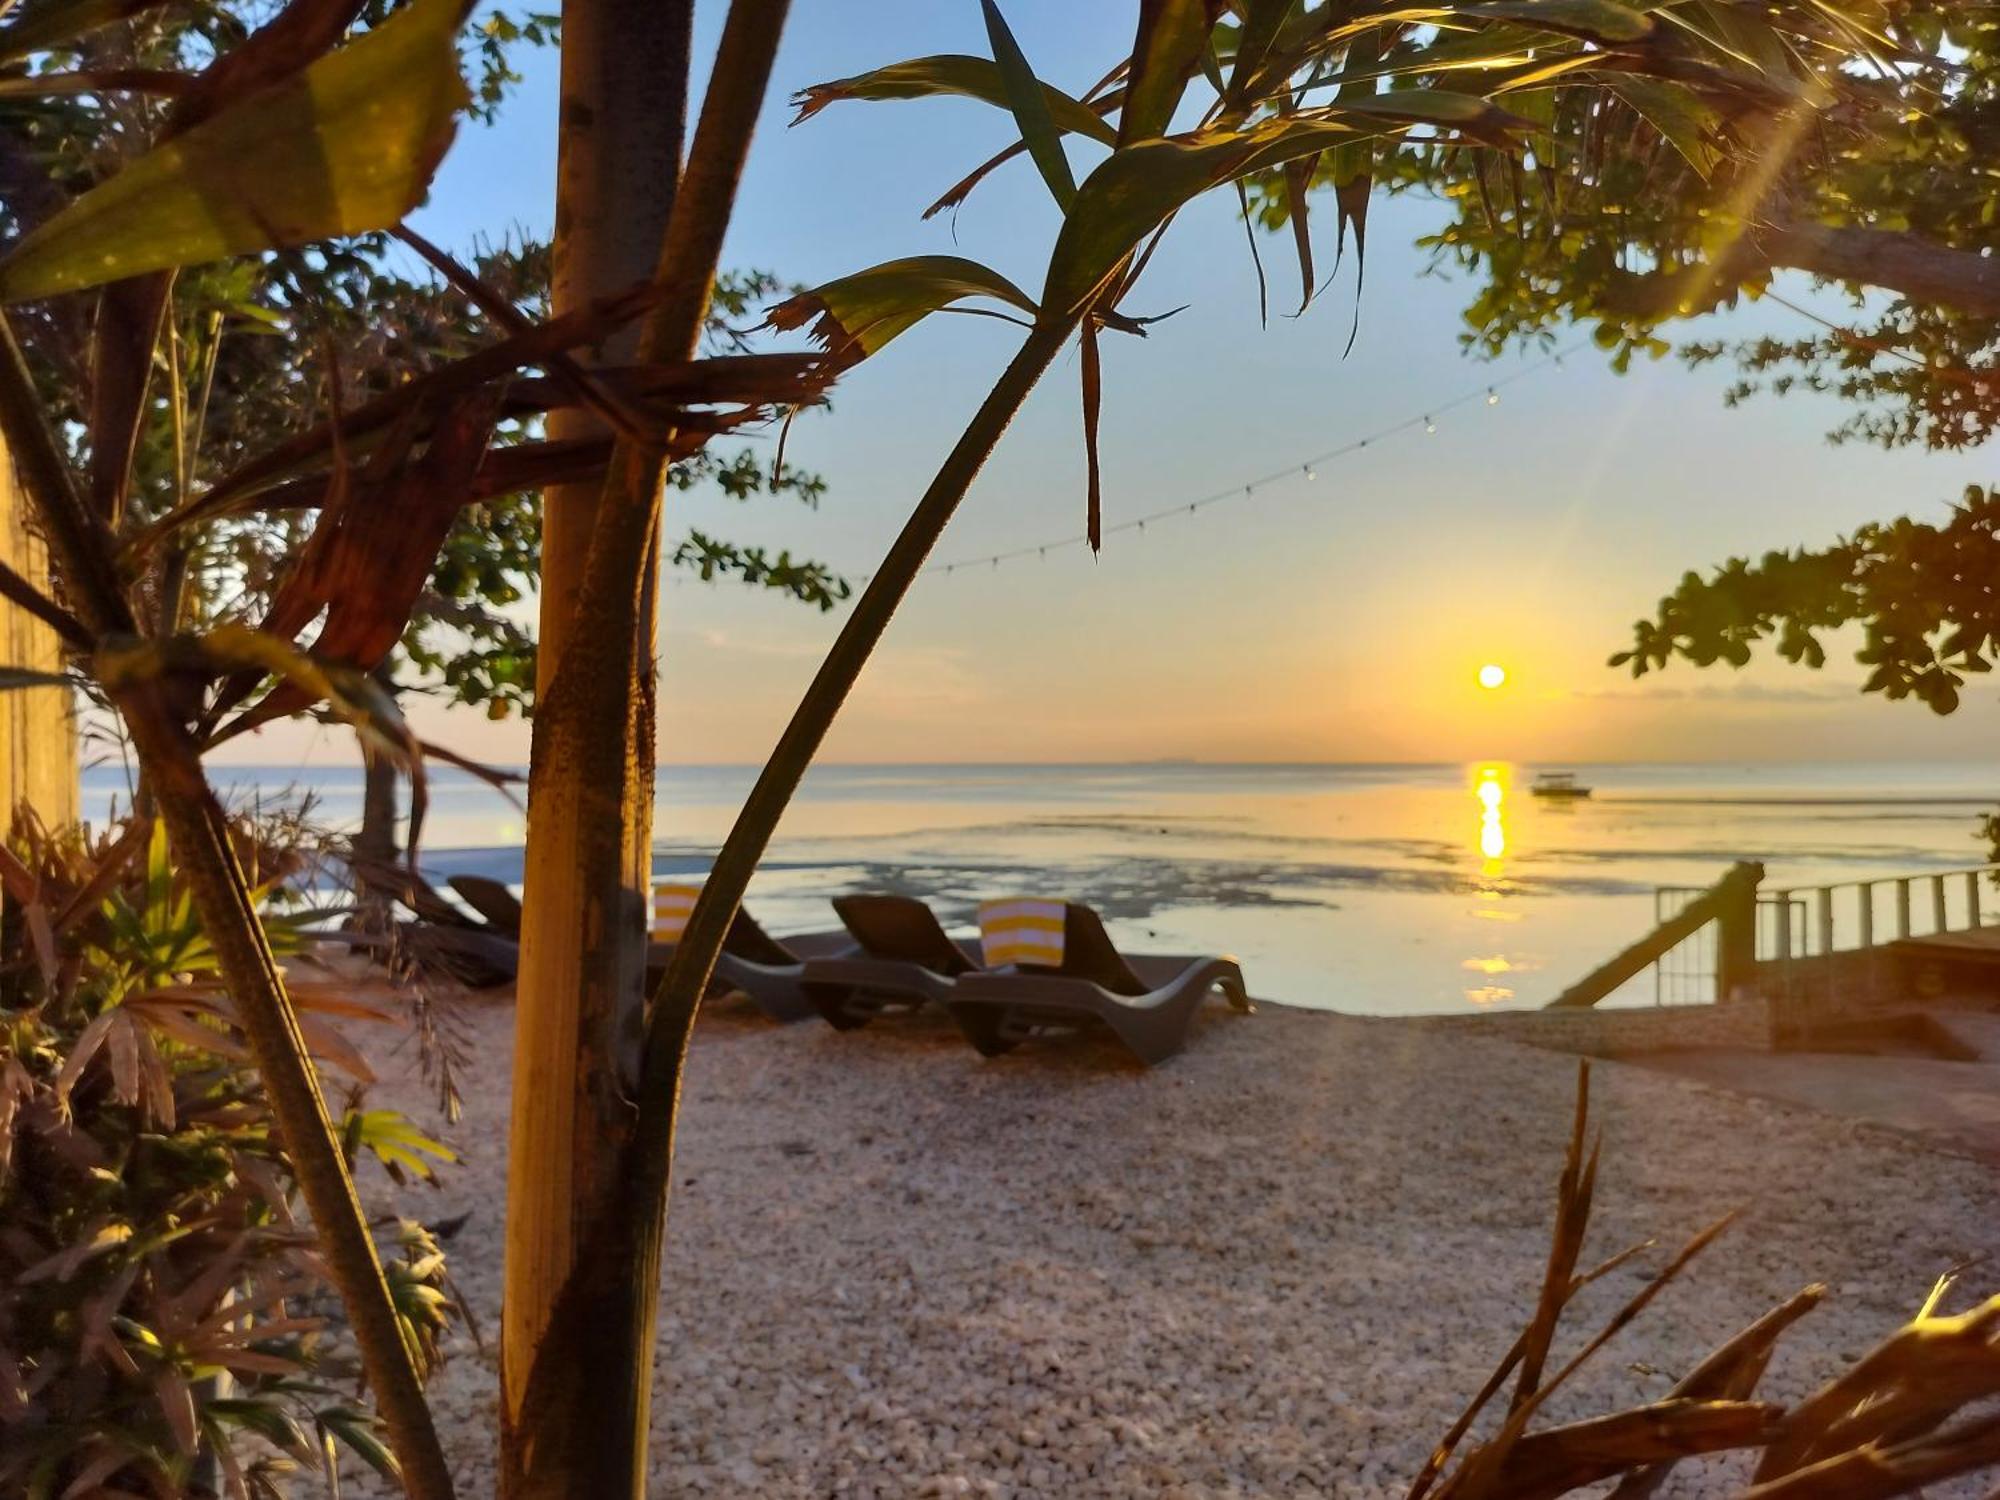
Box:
1601, 222, 2000, 321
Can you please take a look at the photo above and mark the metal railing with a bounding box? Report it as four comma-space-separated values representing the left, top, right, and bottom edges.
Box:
1646, 863, 2000, 1009
1651, 885, 1721, 1005
1754, 865, 1998, 961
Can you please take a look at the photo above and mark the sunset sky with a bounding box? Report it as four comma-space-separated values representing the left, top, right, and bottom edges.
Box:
225, 2, 2000, 767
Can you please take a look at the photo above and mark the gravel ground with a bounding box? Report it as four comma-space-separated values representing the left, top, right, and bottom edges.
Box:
358, 997, 2000, 1498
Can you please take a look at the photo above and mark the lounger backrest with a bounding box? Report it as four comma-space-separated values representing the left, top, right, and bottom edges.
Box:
448, 875, 524, 937
832, 895, 977, 975
653, 881, 798, 965
354, 858, 478, 930
1058, 904, 1149, 997
724, 907, 797, 966
977, 897, 1066, 969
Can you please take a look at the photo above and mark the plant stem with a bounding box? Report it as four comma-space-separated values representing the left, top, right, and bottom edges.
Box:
637, 0, 793, 366
619, 311, 1076, 1295
0, 314, 456, 1500
122, 705, 457, 1500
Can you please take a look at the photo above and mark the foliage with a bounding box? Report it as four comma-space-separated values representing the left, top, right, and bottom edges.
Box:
1242, 1, 1997, 452
1417, 1065, 2000, 1499
1610, 484, 2000, 717
1226, 3, 2000, 765
781, 0, 1890, 545
142, 249, 842, 725
0, 0, 1914, 1493
0, 0, 842, 729
0, 813, 455, 1499
0, 0, 849, 1484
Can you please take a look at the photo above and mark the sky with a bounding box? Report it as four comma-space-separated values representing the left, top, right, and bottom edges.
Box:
226, 2, 2000, 767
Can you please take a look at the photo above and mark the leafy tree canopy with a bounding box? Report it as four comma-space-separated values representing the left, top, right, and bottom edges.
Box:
1612, 485, 2000, 715
0, 0, 845, 727
1249, 0, 1999, 453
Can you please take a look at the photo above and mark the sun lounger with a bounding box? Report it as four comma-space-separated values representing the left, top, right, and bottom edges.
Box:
448, 873, 525, 935
649, 882, 857, 1023
451, 872, 856, 1019
946, 902, 1253, 1066
798, 894, 983, 1029
345, 858, 516, 988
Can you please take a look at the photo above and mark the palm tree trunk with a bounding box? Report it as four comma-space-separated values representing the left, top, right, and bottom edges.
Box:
501, 1, 690, 1495
504, 3, 791, 1489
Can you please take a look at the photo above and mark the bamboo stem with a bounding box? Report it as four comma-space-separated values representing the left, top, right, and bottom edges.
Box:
0, 314, 457, 1500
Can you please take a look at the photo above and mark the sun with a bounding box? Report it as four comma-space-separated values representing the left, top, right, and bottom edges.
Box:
1477, 663, 1507, 690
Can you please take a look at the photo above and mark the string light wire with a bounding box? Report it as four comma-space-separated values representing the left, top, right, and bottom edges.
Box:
849, 340, 1587, 583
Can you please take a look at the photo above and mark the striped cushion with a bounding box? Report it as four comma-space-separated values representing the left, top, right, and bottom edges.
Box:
978, 898, 1066, 969
651, 882, 702, 941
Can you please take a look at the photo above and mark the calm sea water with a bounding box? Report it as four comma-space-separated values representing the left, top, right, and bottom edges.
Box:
80, 760, 2000, 1015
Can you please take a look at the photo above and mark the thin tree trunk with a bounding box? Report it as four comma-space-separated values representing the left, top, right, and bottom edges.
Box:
356, 751, 399, 865
354, 664, 401, 925
502, 0, 690, 1493
616, 316, 1078, 1394
0, 319, 457, 1500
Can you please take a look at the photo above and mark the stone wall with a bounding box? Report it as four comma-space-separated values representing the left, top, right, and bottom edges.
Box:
1424, 996, 1778, 1057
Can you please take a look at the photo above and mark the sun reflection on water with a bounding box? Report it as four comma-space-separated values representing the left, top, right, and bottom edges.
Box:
1473, 764, 1508, 872
1468, 764, 1515, 1003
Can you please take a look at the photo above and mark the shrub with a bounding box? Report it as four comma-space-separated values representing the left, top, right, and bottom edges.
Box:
0, 813, 455, 1499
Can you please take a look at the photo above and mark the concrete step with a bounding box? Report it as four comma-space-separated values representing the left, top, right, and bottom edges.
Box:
1928, 1011, 2000, 1063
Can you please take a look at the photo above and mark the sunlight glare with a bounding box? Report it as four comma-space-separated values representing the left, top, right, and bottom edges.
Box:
1478, 663, 1507, 690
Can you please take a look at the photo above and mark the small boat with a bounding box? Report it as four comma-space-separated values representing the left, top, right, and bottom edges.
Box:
1530, 771, 1592, 800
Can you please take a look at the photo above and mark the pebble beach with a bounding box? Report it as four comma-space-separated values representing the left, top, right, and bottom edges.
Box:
363, 998, 2000, 1498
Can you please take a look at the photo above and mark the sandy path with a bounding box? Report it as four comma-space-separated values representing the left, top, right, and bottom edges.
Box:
361, 998, 2000, 1498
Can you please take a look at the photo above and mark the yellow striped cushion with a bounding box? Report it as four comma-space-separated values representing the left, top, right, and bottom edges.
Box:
978, 898, 1066, 969
651, 882, 702, 941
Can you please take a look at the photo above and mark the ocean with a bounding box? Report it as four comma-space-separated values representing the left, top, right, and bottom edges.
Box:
80, 759, 2000, 1015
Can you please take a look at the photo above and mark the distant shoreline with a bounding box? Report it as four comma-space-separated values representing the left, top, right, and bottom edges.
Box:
1604, 795, 1995, 807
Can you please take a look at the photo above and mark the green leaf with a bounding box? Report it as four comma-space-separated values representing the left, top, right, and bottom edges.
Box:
345, 1107, 459, 1181
980, 0, 1077, 208
317, 1406, 403, 1484
766, 255, 1041, 363
0, 0, 172, 66
1122, 0, 1219, 142
207, 1399, 317, 1462
1045, 100, 1526, 315
1609, 76, 1723, 179
0, 0, 469, 302
792, 54, 1118, 146
1329, 29, 1383, 318
1438, 0, 1654, 42
1311, 0, 1651, 49
1228, 0, 1302, 104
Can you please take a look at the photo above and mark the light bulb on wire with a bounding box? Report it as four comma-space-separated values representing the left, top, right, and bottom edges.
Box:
1424, 415, 1436, 434
1486, 388, 1500, 406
